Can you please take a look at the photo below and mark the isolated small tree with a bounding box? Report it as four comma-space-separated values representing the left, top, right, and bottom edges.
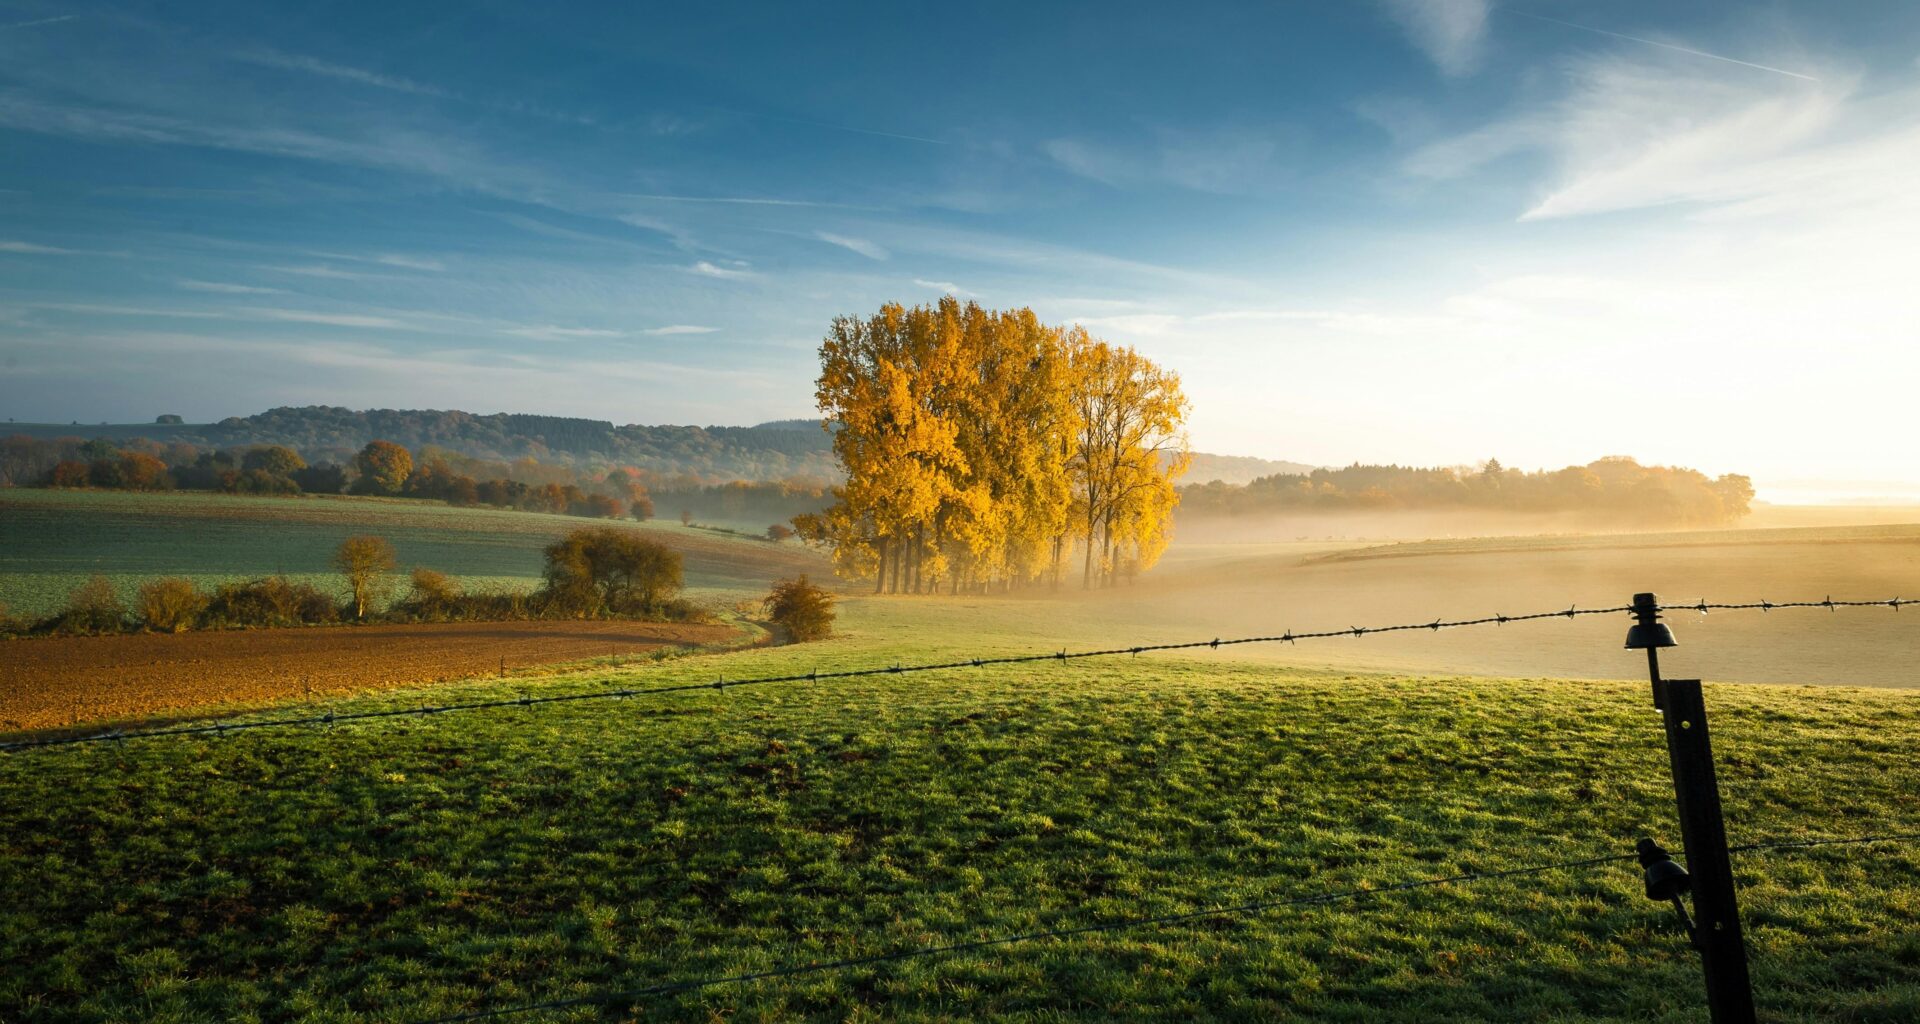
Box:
629, 495, 655, 520
334, 535, 397, 619
679, 509, 693, 526
764, 575, 835, 641
352, 441, 413, 495
542, 527, 683, 616
136, 577, 208, 633
766, 523, 796, 542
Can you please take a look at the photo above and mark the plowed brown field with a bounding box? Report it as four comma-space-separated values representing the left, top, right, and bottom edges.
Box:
0, 619, 741, 733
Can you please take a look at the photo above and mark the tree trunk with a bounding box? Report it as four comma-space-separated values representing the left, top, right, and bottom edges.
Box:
875, 539, 888, 595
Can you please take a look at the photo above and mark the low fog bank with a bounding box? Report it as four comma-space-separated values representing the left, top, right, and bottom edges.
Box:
1175, 504, 1920, 545
1006, 517, 1920, 689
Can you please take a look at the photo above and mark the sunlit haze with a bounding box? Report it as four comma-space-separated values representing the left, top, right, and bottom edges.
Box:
2, 1, 1916, 498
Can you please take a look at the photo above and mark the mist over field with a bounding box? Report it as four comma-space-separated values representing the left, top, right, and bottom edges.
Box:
4, 2, 1919, 1021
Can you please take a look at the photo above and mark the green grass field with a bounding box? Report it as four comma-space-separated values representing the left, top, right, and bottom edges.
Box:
0, 489, 823, 618
3, 593, 1919, 1022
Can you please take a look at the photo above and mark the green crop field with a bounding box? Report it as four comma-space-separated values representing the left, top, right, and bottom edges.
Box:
0, 489, 824, 618
4, 594, 1920, 1022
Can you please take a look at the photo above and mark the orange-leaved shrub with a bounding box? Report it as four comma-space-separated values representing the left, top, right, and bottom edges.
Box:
764, 575, 835, 641
136, 577, 209, 633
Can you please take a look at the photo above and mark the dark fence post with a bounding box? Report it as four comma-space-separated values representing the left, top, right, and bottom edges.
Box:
1627, 592, 1757, 1024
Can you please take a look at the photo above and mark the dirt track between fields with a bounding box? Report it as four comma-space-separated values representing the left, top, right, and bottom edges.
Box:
0, 619, 742, 733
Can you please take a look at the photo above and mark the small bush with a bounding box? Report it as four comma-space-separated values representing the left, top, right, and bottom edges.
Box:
136, 577, 209, 633
52, 575, 127, 634
767, 523, 795, 542
397, 568, 462, 619
764, 575, 835, 641
204, 577, 339, 628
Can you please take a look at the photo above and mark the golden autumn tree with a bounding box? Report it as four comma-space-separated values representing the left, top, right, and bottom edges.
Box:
815, 302, 966, 594
811, 300, 1186, 595
1067, 332, 1191, 588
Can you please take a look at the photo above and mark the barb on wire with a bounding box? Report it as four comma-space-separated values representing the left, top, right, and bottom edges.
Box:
5, 595, 1908, 754
416, 827, 1920, 1023
1665, 597, 1907, 614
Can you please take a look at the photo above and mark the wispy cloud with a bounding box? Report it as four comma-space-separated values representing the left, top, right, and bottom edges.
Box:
26, 302, 415, 330
1506, 11, 1821, 82
1042, 125, 1300, 194
730, 110, 948, 146
178, 279, 286, 295
0, 94, 540, 199
1, 14, 76, 31
640, 324, 719, 336
1406, 48, 1869, 222
373, 254, 444, 271
912, 279, 975, 296
1380, 0, 1489, 76
814, 231, 888, 260
238, 308, 412, 329
266, 263, 385, 280
236, 49, 452, 97
690, 260, 754, 280
624, 193, 858, 208
0, 239, 82, 254
1066, 313, 1184, 336
503, 325, 626, 341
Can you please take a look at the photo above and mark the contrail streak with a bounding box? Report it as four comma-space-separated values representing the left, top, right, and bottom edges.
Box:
1507, 10, 1820, 82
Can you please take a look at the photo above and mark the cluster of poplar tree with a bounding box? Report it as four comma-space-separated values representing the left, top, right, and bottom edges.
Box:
797, 299, 1190, 593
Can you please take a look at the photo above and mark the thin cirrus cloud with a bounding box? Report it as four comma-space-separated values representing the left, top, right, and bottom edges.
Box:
814, 231, 888, 260
178, 279, 286, 295
1504, 10, 1820, 82
234, 49, 452, 97
26, 302, 414, 329
641, 324, 718, 336
1380, 0, 1489, 76
266, 263, 387, 280
1, 14, 76, 31
503, 324, 718, 341
1, 239, 85, 254
912, 279, 975, 296
690, 260, 754, 280
373, 254, 444, 271
1404, 49, 1865, 222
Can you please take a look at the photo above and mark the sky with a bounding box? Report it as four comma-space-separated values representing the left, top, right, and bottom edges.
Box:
2, 0, 1918, 498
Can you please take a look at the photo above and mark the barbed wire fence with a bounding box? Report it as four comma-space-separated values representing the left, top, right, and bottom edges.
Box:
3, 595, 1906, 754
4, 593, 1916, 1023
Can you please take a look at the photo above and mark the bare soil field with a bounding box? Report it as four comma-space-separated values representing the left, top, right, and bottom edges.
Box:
0, 618, 742, 733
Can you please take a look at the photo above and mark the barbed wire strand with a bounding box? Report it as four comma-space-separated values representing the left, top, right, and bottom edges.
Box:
5, 596, 1910, 753
414, 829, 1919, 1023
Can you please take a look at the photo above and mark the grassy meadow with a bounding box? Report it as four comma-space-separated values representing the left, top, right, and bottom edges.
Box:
4, 494, 1919, 1020
3, 592, 1919, 1022
0, 489, 820, 619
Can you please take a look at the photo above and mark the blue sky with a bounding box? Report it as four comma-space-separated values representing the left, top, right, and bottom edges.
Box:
2, 1, 1918, 494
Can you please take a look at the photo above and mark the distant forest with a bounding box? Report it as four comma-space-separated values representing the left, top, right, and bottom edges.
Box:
0, 434, 829, 530
2, 406, 1309, 487
3, 407, 842, 481
1179, 458, 1755, 527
